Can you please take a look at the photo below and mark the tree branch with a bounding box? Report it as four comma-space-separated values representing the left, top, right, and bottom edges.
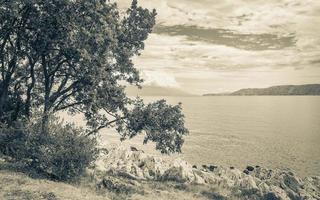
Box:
54, 100, 84, 112
85, 116, 127, 137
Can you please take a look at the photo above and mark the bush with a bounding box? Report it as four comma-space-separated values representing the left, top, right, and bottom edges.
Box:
29, 119, 98, 181
0, 118, 98, 181
0, 121, 28, 160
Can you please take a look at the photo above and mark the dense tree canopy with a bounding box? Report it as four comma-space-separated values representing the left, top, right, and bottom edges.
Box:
0, 0, 188, 153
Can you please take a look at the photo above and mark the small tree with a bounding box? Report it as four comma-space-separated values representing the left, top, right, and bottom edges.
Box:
0, 0, 188, 154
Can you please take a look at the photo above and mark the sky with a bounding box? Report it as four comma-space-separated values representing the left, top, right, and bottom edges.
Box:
117, 0, 320, 95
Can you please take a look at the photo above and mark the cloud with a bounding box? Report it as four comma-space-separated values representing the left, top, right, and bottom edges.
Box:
154, 25, 296, 51
140, 70, 180, 88
136, 33, 318, 71
116, 0, 320, 93
133, 33, 319, 93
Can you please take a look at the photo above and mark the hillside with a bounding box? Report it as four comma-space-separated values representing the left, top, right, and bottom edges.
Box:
125, 86, 194, 97
0, 171, 106, 200
204, 84, 320, 96
1, 146, 319, 200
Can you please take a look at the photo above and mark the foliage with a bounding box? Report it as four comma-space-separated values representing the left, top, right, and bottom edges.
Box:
28, 119, 98, 181
118, 100, 188, 154
0, 118, 98, 181
0, 121, 27, 159
0, 0, 188, 154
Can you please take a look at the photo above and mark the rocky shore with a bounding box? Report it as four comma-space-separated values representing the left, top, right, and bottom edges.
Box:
94, 146, 320, 200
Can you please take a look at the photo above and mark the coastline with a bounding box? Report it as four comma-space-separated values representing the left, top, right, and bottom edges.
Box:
93, 145, 320, 200
1, 145, 319, 200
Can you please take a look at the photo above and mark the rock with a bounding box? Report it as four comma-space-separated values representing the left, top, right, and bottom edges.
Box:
302, 176, 320, 199
161, 159, 195, 183
98, 176, 136, 194
98, 148, 109, 155
95, 146, 169, 181
258, 182, 270, 194
246, 166, 255, 172
130, 146, 138, 151
264, 186, 290, 200
162, 166, 187, 182
240, 176, 259, 191
94, 146, 320, 199
208, 165, 217, 172
193, 173, 206, 184
281, 172, 302, 193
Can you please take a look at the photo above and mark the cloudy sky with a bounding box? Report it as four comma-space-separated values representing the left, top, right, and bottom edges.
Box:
118, 0, 320, 95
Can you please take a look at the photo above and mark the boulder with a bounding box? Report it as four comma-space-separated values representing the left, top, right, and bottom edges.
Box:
246, 166, 255, 172
94, 145, 320, 199
302, 176, 320, 199
264, 186, 290, 200
97, 176, 137, 194
208, 165, 217, 172
161, 159, 195, 183
243, 169, 250, 175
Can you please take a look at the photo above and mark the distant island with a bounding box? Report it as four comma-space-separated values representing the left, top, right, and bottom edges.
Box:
203, 84, 320, 96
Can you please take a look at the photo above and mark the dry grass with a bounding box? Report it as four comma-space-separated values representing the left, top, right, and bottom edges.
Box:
0, 169, 215, 200
0, 158, 221, 200
0, 169, 108, 200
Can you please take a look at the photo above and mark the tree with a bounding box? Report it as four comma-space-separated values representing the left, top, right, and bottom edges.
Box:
0, 0, 188, 154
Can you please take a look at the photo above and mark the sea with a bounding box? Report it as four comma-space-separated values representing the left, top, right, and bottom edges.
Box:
66, 96, 320, 177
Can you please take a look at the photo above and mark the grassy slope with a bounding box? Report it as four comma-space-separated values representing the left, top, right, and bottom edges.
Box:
0, 169, 108, 200
0, 170, 218, 200
0, 158, 215, 200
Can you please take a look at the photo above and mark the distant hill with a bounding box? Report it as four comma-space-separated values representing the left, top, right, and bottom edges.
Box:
204, 84, 320, 96
125, 86, 194, 97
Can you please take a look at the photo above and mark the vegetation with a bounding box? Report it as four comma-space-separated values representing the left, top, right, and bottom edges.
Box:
0, 0, 188, 180
203, 84, 320, 96
1, 117, 98, 180
230, 84, 320, 95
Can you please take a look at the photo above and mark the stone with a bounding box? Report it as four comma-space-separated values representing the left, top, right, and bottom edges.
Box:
246, 166, 255, 172
265, 186, 290, 200
99, 148, 109, 155
161, 159, 195, 183
94, 145, 320, 199
281, 173, 302, 193
130, 146, 138, 151
240, 176, 259, 191
208, 165, 217, 172
98, 176, 135, 194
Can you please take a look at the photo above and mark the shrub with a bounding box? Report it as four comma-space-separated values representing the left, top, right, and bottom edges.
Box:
0, 121, 28, 160
0, 117, 98, 181
27, 119, 98, 181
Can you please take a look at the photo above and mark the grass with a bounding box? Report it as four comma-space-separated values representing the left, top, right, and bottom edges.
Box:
0, 169, 109, 200
0, 156, 234, 200
0, 157, 108, 200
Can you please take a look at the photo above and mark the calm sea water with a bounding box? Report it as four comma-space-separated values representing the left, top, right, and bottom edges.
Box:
162, 96, 320, 177
71, 96, 320, 177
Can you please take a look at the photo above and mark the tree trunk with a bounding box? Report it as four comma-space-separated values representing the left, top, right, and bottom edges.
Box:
41, 110, 49, 135
0, 86, 9, 121
41, 54, 51, 135
0, 76, 11, 122
25, 62, 35, 118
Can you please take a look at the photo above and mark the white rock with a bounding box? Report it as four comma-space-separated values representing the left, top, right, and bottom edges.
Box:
95, 145, 320, 199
